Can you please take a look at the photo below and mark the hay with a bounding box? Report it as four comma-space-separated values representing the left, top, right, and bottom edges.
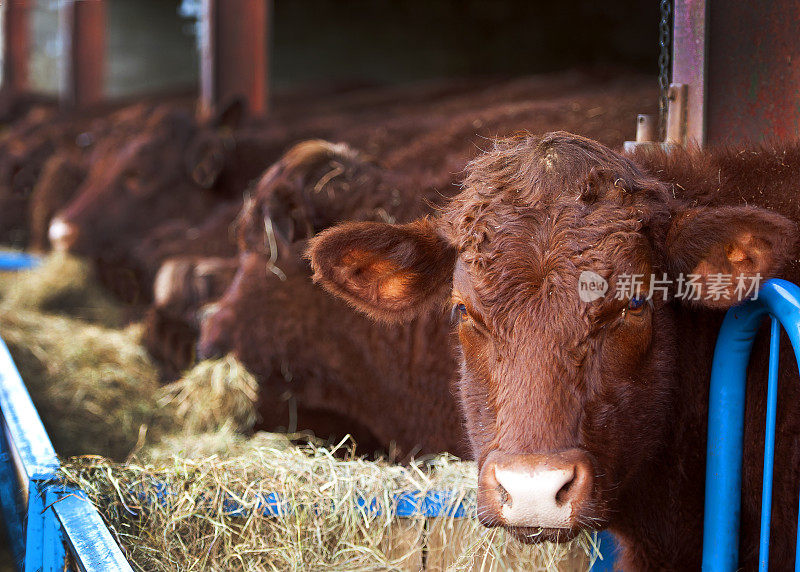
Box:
139, 426, 292, 462
0, 270, 17, 298
0, 309, 167, 459
1, 253, 594, 570
0, 311, 262, 459
0, 252, 124, 327
60, 436, 595, 571
0, 312, 261, 461
0, 251, 263, 459
158, 356, 260, 435
0, 247, 28, 297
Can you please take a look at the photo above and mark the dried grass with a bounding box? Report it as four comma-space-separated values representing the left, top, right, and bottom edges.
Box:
0, 252, 124, 326
61, 435, 595, 571
2, 255, 595, 570
0, 254, 262, 460
0, 312, 262, 460
0, 309, 167, 459
158, 356, 260, 435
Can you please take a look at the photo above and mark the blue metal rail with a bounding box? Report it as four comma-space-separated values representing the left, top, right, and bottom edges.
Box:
0, 253, 39, 272
703, 279, 800, 571
0, 337, 134, 571
0, 252, 132, 571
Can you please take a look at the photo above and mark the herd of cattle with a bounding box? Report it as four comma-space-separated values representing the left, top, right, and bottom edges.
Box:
2, 71, 800, 569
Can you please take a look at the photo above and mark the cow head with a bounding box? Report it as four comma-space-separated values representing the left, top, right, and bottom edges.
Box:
235, 139, 394, 251
144, 255, 240, 377
202, 139, 405, 361
48, 99, 244, 257
308, 132, 796, 542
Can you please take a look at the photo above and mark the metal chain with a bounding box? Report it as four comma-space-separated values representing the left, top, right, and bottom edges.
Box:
658, 0, 672, 139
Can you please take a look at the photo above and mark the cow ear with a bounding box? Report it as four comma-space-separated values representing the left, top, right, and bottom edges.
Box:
185, 136, 227, 189
307, 218, 456, 322
667, 205, 796, 308
209, 96, 246, 131
186, 98, 245, 187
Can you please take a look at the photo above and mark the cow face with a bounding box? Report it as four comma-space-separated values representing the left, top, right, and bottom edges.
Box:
48, 101, 243, 257
196, 238, 308, 366
309, 132, 796, 543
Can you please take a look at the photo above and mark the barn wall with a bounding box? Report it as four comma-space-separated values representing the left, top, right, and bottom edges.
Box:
106, 0, 198, 98
271, 0, 659, 87
19, 0, 659, 100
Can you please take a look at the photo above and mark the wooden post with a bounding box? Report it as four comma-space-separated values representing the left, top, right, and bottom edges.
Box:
60, 0, 106, 108
200, 0, 271, 119
2, 0, 31, 94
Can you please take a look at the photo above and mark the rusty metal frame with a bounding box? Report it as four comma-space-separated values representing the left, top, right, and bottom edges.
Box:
60, 0, 106, 108
200, 0, 271, 119
2, 0, 32, 95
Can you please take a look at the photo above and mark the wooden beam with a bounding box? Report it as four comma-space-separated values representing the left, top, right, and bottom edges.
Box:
2, 0, 31, 94
60, 0, 106, 108
200, 0, 271, 119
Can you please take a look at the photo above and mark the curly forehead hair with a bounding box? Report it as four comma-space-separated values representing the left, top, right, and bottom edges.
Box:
440, 131, 673, 256
438, 131, 674, 333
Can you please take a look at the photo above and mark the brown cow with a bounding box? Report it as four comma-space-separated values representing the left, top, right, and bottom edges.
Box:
195, 139, 468, 457
149, 139, 416, 377
46, 101, 258, 301
308, 132, 800, 569
142, 138, 397, 377
0, 102, 159, 249
138, 200, 242, 376
0, 106, 66, 245
191, 75, 656, 456
27, 151, 87, 252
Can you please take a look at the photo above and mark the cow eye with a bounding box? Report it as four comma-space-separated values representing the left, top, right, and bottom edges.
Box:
122, 168, 139, 187
627, 295, 648, 313
451, 303, 469, 324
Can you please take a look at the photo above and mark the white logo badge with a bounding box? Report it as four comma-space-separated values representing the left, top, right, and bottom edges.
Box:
578, 271, 608, 303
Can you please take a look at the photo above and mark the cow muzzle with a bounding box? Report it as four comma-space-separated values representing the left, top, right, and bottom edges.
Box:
477, 449, 594, 531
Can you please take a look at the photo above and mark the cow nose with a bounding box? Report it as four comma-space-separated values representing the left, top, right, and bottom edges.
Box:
196, 305, 231, 360
478, 450, 594, 530
48, 217, 78, 251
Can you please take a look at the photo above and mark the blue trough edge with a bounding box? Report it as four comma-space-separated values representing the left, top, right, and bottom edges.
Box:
0, 252, 40, 272
0, 319, 133, 570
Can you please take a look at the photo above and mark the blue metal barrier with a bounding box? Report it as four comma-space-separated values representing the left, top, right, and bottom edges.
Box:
0, 253, 39, 272
0, 255, 132, 571
0, 337, 134, 571
702, 279, 800, 571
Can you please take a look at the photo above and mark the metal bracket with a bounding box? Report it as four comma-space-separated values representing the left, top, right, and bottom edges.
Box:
665, 83, 689, 146
623, 83, 689, 153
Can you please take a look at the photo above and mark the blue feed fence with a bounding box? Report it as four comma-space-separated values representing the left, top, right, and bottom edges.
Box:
0, 249, 795, 570
703, 278, 800, 571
